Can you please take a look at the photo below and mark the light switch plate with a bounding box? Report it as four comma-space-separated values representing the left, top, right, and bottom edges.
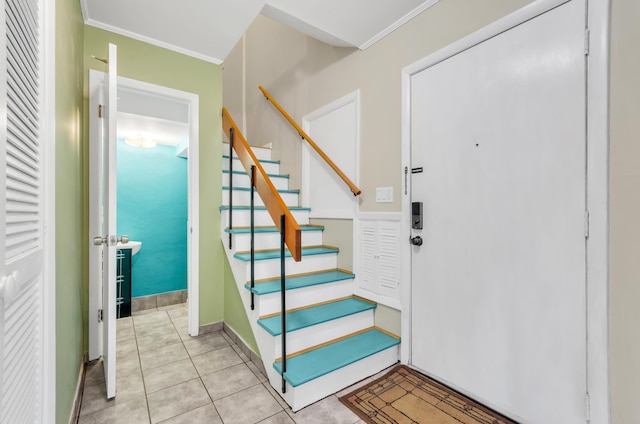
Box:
376, 187, 393, 203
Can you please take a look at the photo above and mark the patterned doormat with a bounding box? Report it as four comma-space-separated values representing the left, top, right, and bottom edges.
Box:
339, 365, 517, 424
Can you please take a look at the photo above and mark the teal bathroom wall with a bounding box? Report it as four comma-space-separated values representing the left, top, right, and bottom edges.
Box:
116, 139, 188, 297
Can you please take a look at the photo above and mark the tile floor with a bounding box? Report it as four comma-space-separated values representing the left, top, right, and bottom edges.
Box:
78, 303, 372, 423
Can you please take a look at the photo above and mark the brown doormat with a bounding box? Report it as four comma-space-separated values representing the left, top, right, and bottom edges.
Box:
339, 365, 517, 424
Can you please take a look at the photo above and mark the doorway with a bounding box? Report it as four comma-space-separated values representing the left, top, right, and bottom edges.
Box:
116, 87, 190, 316
88, 72, 201, 363
402, 1, 588, 423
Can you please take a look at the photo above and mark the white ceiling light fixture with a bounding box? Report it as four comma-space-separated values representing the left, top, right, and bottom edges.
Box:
125, 137, 158, 148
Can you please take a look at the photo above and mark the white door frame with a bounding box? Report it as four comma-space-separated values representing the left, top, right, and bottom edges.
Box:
400, 0, 610, 422
88, 73, 200, 343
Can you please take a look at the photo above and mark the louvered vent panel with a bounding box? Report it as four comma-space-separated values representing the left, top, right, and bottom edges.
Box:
378, 226, 399, 290
5, 0, 41, 261
1, 278, 41, 423
359, 224, 377, 291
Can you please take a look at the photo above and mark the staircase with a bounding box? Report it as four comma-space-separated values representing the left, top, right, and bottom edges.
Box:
219, 142, 400, 411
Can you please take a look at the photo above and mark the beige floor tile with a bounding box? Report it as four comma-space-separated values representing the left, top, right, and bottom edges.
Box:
117, 371, 145, 400
84, 360, 105, 387
247, 360, 268, 383
116, 316, 134, 331
79, 372, 145, 417
201, 363, 260, 400
135, 320, 176, 339
133, 308, 159, 316
172, 317, 193, 341
258, 411, 296, 424
231, 343, 251, 362
158, 403, 222, 424
147, 378, 211, 423
139, 342, 189, 371
167, 305, 188, 320
116, 351, 142, 377
191, 346, 243, 376
263, 382, 292, 411
287, 395, 359, 424
214, 384, 283, 424
335, 365, 396, 398
157, 302, 186, 312
183, 332, 229, 357
117, 324, 136, 342
133, 310, 170, 326
143, 358, 199, 394
79, 396, 149, 424
116, 337, 138, 356
136, 330, 182, 353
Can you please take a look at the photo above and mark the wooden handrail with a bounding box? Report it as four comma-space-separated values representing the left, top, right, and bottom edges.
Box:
258, 86, 362, 196
222, 107, 302, 262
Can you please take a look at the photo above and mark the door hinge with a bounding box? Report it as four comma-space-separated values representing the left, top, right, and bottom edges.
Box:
98, 308, 103, 322
585, 393, 591, 422
584, 28, 590, 55
98, 104, 103, 118
584, 210, 590, 239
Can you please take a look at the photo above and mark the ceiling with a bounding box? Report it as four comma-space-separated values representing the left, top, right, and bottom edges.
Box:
81, 0, 440, 64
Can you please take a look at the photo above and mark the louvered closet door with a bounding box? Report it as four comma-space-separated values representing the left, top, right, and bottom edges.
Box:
1, 0, 45, 422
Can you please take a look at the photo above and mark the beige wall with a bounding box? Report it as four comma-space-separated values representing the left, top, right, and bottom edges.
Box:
310, 218, 353, 271
224, 0, 531, 211
610, 0, 640, 422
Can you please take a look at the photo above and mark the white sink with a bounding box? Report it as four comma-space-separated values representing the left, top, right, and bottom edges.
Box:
117, 240, 142, 256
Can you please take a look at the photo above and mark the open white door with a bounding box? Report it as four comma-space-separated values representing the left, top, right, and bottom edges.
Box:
89, 43, 118, 399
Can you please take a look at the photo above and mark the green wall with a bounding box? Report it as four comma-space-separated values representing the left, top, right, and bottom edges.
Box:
55, 0, 85, 422
223, 258, 258, 351
82, 26, 224, 332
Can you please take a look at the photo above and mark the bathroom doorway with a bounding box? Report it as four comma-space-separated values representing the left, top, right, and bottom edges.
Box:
116, 87, 189, 317
115, 77, 200, 336
89, 72, 201, 359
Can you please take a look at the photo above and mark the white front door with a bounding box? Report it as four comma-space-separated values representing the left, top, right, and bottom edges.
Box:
89, 44, 119, 399
409, 1, 587, 423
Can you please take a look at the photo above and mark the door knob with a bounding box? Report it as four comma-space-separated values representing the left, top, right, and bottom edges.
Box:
93, 236, 107, 246
93, 235, 129, 245
410, 236, 423, 246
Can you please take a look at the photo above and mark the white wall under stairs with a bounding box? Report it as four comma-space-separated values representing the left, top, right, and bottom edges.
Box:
220, 142, 400, 411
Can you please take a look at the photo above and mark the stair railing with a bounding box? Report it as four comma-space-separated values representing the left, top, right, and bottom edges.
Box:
222, 107, 302, 262
223, 108, 296, 393
259, 86, 362, 197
